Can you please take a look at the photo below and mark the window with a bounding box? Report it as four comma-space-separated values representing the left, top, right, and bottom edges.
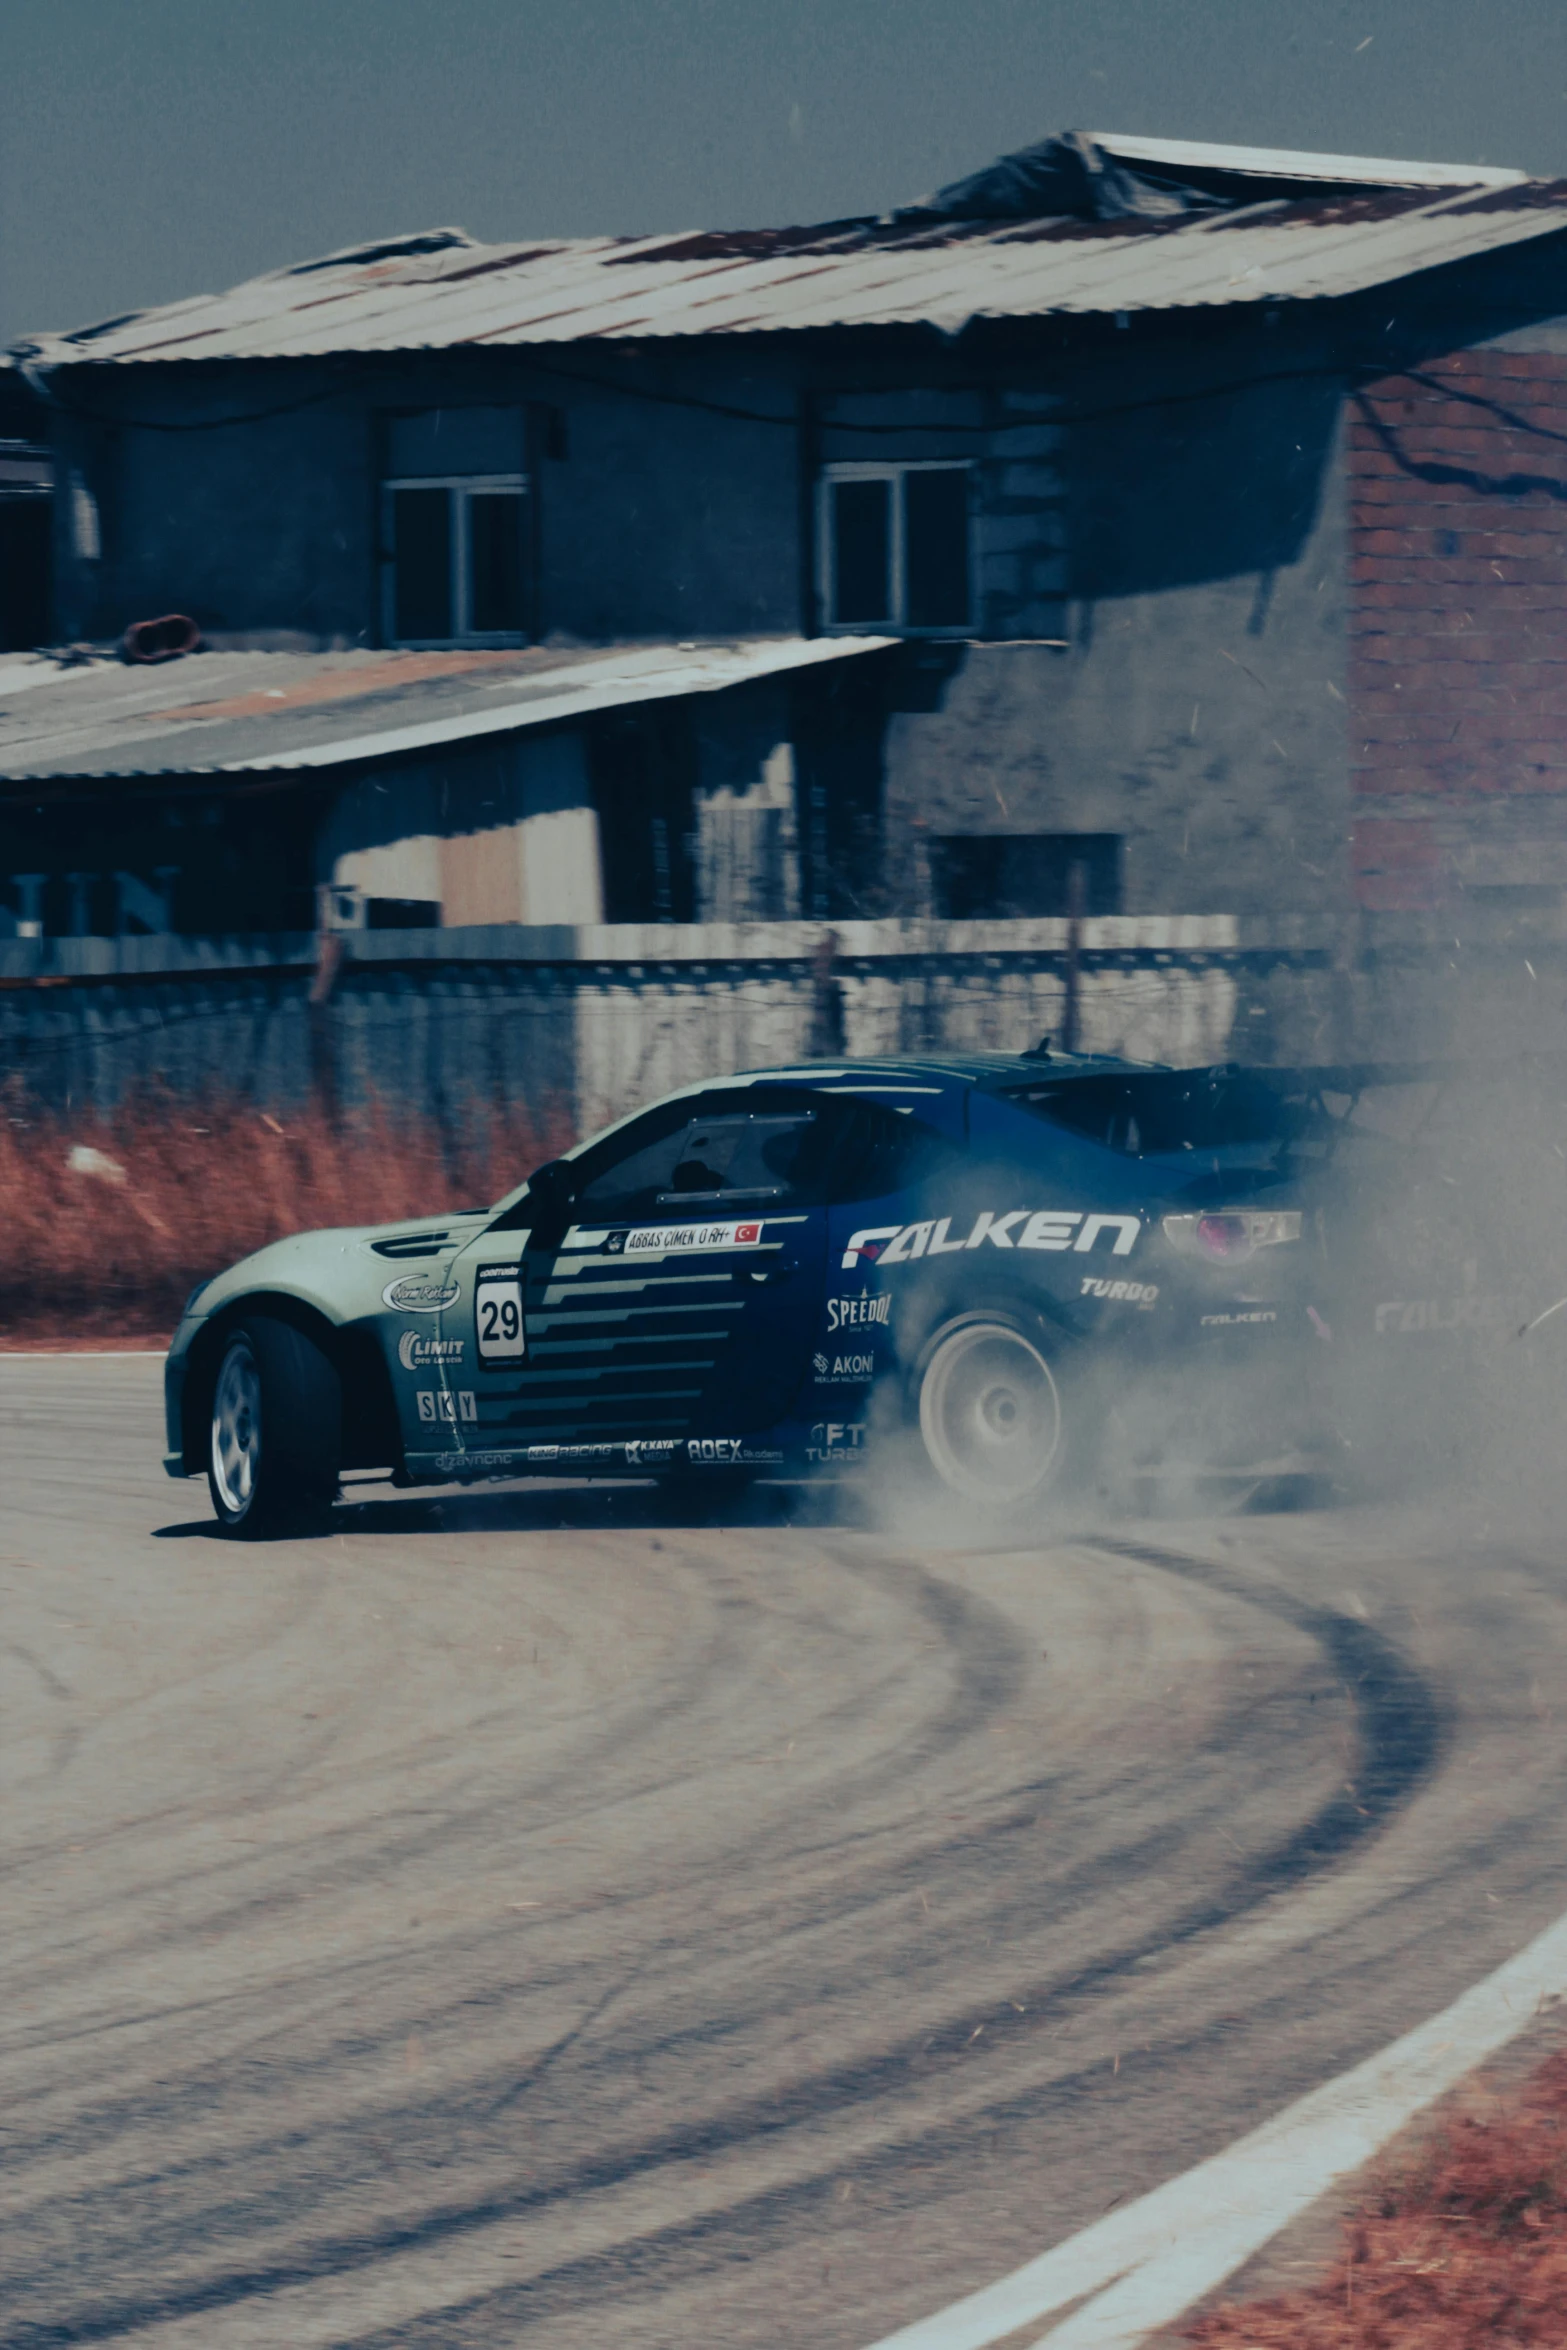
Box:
818, 462, 971, 633
931, 834, 1123, 920
381, 476, 528, 645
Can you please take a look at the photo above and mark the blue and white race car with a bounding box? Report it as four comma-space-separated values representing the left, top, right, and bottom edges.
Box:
165, 1050, 1337, 1534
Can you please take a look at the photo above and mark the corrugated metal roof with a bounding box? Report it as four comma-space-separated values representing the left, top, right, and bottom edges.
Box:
0, 635, 894, 785
1088, 132, 1525, 191
10, 163, 1567, 368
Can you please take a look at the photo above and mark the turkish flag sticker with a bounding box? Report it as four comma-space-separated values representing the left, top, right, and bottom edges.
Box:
734, 1222, 762, 1246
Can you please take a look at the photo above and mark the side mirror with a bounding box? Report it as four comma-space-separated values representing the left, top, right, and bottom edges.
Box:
526, 1159, 577, 1214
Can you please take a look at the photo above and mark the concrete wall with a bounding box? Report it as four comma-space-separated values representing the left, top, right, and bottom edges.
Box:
0, 916, 1319, 1134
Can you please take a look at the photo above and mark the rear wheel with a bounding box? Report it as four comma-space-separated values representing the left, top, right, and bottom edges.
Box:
208, 1316, 341, 1537
916, 1313, 1066, 1509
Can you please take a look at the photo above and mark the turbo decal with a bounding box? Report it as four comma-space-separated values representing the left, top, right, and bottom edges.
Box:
842, 1210, 1140, 1269
1081, 1277, 1159, 1308
399, 1331, 464, 1369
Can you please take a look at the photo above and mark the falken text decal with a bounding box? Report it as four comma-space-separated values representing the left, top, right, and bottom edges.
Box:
842, 1210, 1140, 1269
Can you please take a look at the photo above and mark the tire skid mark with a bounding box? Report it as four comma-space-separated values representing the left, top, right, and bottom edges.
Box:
0, 1540, 1448, 2349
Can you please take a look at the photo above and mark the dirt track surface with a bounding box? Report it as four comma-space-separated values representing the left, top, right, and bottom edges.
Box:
5, 1358, 1567, 2349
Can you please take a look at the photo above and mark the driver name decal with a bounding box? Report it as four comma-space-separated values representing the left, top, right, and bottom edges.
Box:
382, 1275, 461, 1313
622, 1220, 763, 1256
841, 1210, 1140, 1268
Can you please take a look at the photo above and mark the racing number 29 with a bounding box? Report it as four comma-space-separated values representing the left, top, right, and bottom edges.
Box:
476, 1265, 526, 1362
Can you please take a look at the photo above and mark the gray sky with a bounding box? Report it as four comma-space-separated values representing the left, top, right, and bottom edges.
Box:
3, 0, 1566, 346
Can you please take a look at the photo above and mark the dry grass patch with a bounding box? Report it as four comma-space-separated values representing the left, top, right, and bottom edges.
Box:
0, 1092, 571, 1341
1189, 2048, 1567, 2349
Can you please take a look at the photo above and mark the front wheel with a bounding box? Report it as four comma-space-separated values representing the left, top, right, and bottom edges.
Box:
915, 1313, 1067, 1510
208, 1316, 341, 1537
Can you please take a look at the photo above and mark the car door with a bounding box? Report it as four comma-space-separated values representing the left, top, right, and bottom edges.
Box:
443, 1087, 831, 1472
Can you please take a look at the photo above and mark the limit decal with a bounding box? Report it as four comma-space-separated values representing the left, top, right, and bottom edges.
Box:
399, 1331, 464, 1368
476, 1263, 526, 1362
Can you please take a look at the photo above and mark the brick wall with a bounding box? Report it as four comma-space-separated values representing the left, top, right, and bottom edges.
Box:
1349, 349, 1567, 910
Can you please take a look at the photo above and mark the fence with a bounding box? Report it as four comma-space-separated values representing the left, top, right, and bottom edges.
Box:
0, 915, 1336, 1136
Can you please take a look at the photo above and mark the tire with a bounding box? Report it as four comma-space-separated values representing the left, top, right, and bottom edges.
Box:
915, 1312, 1068, 1510
208, 1315, 342, 1537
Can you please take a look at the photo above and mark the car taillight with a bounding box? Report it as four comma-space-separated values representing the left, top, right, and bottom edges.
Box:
1161, 1209, 1302, 1263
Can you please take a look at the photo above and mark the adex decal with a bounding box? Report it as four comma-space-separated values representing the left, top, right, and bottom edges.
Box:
825, 1293, 891, 1334
417, 1390, 478, 1423
1080, 1277, 1159, 1310
399, 1331, 464, 1369
841, 1210, 1140, 1268
382, 1275, 462, 1314
686, 1437, 783, 1465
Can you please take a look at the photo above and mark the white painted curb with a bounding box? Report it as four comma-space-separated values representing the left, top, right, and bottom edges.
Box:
866, 1906, 1567, 2350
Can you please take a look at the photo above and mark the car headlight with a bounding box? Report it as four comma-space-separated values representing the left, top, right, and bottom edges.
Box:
1161, 1210, 1302, 1263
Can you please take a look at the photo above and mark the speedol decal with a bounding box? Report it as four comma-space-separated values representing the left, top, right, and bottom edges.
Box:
842, 1210, 1140, 1268
826, 1293, 891, 1334
476, 1264, 525, 1362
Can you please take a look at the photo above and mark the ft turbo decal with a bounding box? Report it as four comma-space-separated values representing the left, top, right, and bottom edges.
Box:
842, 1210, 1140, 1269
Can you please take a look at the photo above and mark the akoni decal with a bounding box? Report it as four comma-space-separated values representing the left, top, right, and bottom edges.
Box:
382, 1275, 462, 1313
826, 1293, 891, 1334
813, 1351, 875, 1382
841, 1210, 1140, 1269
399, 1331, 464, 1368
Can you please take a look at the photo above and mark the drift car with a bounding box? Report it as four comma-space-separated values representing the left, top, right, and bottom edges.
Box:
166, 1049, 1357, 1534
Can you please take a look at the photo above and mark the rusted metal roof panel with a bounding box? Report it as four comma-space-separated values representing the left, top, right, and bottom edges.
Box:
10, 177, 1567, 369
0, 636, 896, 784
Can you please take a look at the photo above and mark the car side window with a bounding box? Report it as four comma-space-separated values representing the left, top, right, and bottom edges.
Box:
572, 1090, 841, 1222
828, 1099, 965, 1201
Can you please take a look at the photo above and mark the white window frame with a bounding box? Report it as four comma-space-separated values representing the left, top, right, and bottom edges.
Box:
816, 459, 974, 636
380, 473, 529, 648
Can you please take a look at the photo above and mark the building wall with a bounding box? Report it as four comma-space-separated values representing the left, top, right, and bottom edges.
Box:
1349, 342, 1567, 914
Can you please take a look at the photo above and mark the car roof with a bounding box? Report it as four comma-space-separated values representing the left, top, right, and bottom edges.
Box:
732, 1050, 1162, 1093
